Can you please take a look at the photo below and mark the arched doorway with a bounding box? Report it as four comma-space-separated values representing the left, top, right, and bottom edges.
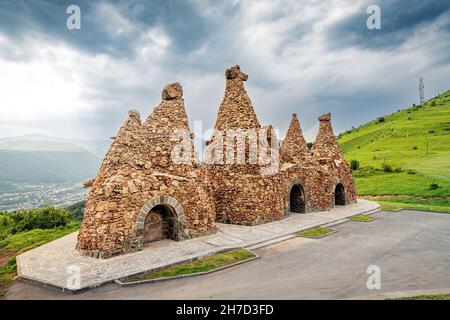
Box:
290, 184, 306, 213
136, 195, 190, 250
335, 183, 346, 206
143, 205, 178, 244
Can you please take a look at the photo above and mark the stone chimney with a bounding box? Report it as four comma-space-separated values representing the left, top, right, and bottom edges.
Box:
311, 113, 343, 160
213, 65, 260, 131
280, 113, 309, 164
143, 82, 198, 173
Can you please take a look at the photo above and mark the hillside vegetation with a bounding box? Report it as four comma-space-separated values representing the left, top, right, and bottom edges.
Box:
339, 90, 450, 197
0, 206, 81, 296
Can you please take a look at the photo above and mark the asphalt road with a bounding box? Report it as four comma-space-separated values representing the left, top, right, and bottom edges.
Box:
5, 210, 450, 300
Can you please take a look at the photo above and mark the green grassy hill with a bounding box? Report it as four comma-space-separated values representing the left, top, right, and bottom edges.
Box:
338, 90, 450, 197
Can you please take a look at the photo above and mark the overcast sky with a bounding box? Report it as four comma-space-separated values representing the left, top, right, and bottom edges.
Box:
0, 0, 449, 142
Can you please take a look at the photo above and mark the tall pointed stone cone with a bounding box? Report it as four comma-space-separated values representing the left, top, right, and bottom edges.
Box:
206, 65, 262, 172
280, 114, 309, 163
311, 113, 343, 160
205, 65, 282, 224
77, 110, 146, 256
143, 82, 198, 175
213, 65, 260, 130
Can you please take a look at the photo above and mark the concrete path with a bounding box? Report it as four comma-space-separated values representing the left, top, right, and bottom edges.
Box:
7, 209, 450, 300
16, 199, 379, 292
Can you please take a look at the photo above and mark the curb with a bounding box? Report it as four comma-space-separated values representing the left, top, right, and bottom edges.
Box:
114, 249, 260, 287
245, 234, 296, 251
245, 207, 382, 250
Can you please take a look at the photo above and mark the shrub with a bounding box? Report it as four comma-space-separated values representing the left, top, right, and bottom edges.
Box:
67, 201, 85, 220
1, 216, 8, 226
429, 183, 439, 190
307, 142, 313, 150
407, 169, 417, 175
350, 160, 360, 171
428, 130, 435, 134
10, 206, 73, 233
413, 146, 418, 150
377, 117, 385, 123
431, 101, 436, 106
382, 163, 393, 173
394, 168, 402, 173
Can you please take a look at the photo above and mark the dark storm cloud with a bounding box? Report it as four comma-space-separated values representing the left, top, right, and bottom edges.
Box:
1, 0, 450, 141
327, 0, 450, 50
0, 0, 236, 59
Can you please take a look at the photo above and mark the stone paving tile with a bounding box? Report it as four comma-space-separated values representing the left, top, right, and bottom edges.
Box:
17, 199, 379, 291
203, 235, 244, 247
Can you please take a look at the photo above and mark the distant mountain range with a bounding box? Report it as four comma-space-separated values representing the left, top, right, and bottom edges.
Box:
0, 134, 110, 184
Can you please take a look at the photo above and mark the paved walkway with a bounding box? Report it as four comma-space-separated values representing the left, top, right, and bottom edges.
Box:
17, 199, 379, 292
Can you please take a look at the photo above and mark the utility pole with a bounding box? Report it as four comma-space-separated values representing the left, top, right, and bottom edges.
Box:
419, 77, 425, 105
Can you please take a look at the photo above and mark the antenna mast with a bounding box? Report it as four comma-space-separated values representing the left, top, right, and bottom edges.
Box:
419, 77, 425, 105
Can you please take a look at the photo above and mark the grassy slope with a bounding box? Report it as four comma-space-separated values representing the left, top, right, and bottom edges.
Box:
367, 196, 450, 213
339, 90, 450, 196
0, 223, 79, 296
0, 207, 81, 296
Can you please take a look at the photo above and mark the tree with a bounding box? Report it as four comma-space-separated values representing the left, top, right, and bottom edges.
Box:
350, 160, 360, 171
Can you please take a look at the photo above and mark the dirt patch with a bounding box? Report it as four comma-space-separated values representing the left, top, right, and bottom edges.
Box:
0, 251, 18, 268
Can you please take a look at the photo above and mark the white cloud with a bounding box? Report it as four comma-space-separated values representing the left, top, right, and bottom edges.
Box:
95, 2, 136, 36
0, 38, 86, 122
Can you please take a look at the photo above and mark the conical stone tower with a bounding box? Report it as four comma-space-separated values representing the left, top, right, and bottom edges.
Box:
77, 83, 216, 259
206, 65, 283, 224
311, 113, 343, 160
206, 65, 263, 172
280, 114, 310, 164
77, 110, 147, 257
143, 83, 198, 174
214, 65, 260, 130
310, 113, 357, 206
